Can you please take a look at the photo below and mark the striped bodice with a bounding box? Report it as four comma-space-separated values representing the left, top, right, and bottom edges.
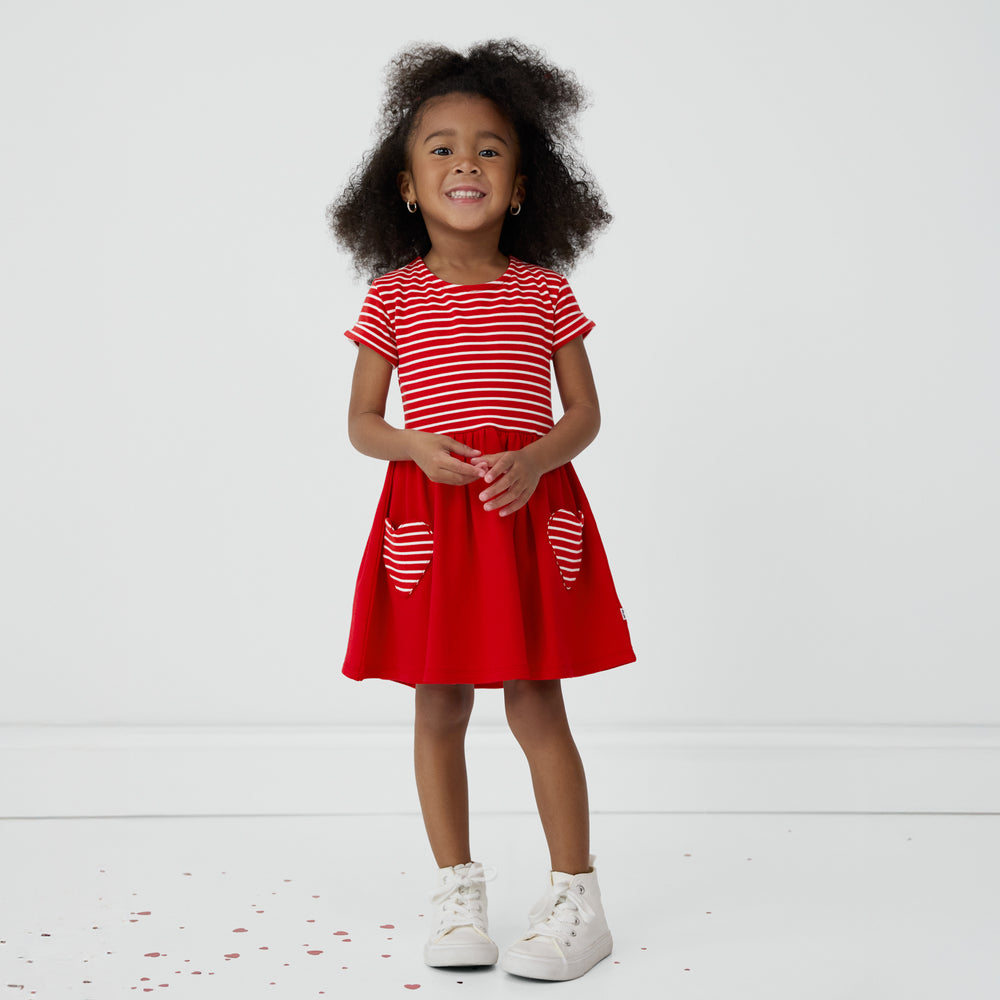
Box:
345, 256, 594, 436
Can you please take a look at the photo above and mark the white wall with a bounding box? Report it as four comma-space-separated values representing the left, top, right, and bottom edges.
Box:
2, 0, 998, 764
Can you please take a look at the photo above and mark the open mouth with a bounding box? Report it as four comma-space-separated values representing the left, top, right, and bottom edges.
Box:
446, 190, 486, 201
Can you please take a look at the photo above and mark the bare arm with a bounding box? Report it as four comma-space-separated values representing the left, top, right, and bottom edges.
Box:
473, 336, 601, 514
348, 343, 483, 486
524, 335, 601, 472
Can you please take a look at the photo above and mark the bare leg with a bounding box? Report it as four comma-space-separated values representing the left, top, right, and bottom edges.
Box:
503, 679, 590, 875
414, 683, 476, 868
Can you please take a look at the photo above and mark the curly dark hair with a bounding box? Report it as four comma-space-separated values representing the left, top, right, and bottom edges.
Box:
327, 39, 612, 283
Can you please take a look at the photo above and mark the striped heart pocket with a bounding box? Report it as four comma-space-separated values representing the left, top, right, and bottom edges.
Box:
547, 509, 585, 590
383, 519, 433, 595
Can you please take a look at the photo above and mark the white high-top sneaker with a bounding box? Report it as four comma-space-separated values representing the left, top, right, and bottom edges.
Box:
423, 861, 499, 967
501, 854, 613, 981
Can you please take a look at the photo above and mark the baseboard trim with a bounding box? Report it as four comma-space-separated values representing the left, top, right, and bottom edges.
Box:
3, 724, 999, 817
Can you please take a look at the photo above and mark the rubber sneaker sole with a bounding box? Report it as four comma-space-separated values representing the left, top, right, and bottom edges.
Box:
424, 927, 499, 968
501, 930, 613, 981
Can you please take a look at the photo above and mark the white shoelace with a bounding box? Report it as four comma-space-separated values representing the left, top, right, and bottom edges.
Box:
524, 881, 597, 948
430, 864, 496, 934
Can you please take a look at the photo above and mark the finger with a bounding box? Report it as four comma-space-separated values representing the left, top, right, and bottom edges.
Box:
483, 479, 529, 510
479, 475, 515, 503
481, 453, 514, 484
490, 491, 528, 515
438, 467, 482, 486
441, 437, 482, 459
498, 495, 529, 516
438, 454, 486, 481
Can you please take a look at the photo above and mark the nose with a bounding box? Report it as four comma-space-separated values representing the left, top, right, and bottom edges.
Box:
453, 156, 480, 174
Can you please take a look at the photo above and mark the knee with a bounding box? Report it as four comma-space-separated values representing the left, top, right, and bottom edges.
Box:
415, 684, 475, 736
504, 679, 567, 747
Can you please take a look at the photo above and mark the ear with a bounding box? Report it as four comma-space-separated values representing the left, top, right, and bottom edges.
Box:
398, 170, 416, 205
512, 174, 527, 211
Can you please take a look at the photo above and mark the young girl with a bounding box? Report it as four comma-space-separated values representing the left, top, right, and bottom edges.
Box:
328, 39, 635, 982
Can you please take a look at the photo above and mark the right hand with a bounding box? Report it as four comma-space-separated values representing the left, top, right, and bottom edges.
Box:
405, 431, 484, 485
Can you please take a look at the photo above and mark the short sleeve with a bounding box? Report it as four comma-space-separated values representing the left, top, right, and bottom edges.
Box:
551, 278, 596, 352
345, 284, 398, 367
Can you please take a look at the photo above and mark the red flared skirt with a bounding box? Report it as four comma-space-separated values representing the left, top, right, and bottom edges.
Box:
342, 428, 636, 688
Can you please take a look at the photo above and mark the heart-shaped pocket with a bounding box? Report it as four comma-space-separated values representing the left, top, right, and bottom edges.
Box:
547, 509, 584, 590
383, 519, 433, 595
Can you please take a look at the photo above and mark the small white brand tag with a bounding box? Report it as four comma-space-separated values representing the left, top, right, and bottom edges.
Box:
620, 608, 627, 621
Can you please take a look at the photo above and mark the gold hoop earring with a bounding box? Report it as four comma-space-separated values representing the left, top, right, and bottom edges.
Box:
406, 201, 418, 214
509, 203, 521, 216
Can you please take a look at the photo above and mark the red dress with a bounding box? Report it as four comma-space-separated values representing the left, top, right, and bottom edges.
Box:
342, 256, 635, 688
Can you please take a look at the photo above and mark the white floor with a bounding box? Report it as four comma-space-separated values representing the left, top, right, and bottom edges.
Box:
2, 811, 998, 998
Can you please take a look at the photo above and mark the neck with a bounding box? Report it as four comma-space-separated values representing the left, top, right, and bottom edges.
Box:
423, 245, 509, 285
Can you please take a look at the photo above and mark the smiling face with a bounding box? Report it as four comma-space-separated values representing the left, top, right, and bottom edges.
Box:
398, 93, 526, 254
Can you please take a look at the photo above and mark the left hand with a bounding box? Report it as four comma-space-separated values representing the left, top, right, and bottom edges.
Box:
470, 449, 542, 517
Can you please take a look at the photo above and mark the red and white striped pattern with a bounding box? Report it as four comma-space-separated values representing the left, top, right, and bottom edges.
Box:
346, 257, 593, 436
547, 509, 585, 589
383, 519, 433, 595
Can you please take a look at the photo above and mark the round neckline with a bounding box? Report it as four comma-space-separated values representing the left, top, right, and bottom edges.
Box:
416, 255, 517, 288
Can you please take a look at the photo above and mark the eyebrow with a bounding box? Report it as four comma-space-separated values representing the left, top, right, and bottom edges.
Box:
422, 128, 510, 147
